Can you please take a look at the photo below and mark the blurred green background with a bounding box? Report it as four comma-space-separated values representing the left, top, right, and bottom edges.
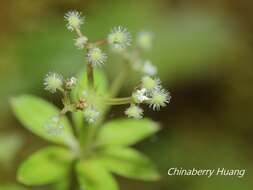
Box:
1, 0, 253, 189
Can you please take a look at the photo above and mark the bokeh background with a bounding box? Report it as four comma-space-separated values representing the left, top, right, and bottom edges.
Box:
1, 0, 253, 189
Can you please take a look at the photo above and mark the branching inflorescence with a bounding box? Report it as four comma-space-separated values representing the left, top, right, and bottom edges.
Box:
44, 10, 171, 131
11, 10, 172, 190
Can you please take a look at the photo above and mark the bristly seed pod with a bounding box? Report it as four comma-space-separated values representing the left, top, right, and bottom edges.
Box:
64, 11, 84, 31
87, 47, 107, 67
108, 26, 131, 50
148, 89, 171, 110
44, 72, 63, 93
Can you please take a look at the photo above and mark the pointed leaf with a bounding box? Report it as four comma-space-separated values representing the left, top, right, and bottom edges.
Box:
97, 119, 160, 146
11, 95, 77, 147
98, 147, 160, 181
76, 159, 118, 190
17, 146, 73, 185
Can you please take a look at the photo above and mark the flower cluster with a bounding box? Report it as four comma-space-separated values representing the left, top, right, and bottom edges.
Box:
44, 72, 77, 93
42, 10, 171, 134
126, 76, 171, 119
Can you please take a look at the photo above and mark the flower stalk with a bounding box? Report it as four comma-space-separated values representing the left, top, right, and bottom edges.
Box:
87, 61, 94, 88
106, 97, 132, 105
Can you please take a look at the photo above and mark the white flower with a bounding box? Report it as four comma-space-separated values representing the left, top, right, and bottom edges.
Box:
44, 72, 63, 93
108, 26, 131, 50
65, 77, 77, 90
69, 77, 77, 85
125, 105, 143, 119
83, 106, 100, 123
141, 76, 161, 91
64, 11, 84, 31
132, 89, 149, 103
137, 31, 153, 51
142, 60, 157, 76
87, 48, 107, 67
44, 116, 64, 135
148, 89, 171, 110
75, 36, 88, 49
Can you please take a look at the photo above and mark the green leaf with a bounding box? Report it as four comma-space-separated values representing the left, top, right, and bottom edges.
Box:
97, 119, 160, 147
54, 179, 70, 190
17, 146, 72, 185
76, 159, 118, 190
98, 147, 160, 181
11, 95, 77, 147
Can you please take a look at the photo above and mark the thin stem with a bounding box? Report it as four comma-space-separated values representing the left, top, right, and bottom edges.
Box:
91, 39, 108, 46
106, 97, 132, 105
89, 58, 132, 142
59, 106, 70, 116
75, 28, 83, 38
87, 62, 94, 88
69, 159, 78, 190
59, 105, 78, 138
75, 27, 106, 48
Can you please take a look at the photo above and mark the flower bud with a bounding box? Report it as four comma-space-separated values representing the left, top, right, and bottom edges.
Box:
75, 36, 88, 49
87, 48, 107, 67
148, 89, 171, 110
125, 105, 143, 119
142, 60, 157, 76
83, 106, 100, 123
64, 11, 84, 31
141, 76, 160, 90
44, 72, 63, 93
132, 89, 149, 104
137, 31, 153, 51
108, 26, 131, 50
76, 99, 87, 110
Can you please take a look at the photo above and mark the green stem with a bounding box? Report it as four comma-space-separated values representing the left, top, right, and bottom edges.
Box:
92, 39, 108, 46
87, 62, 94, 88
89, 59, 132, 142
69, 159, 78, 190
75, 28, 83, 38
106, 97, 132, 105
59, 106, 70, 116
